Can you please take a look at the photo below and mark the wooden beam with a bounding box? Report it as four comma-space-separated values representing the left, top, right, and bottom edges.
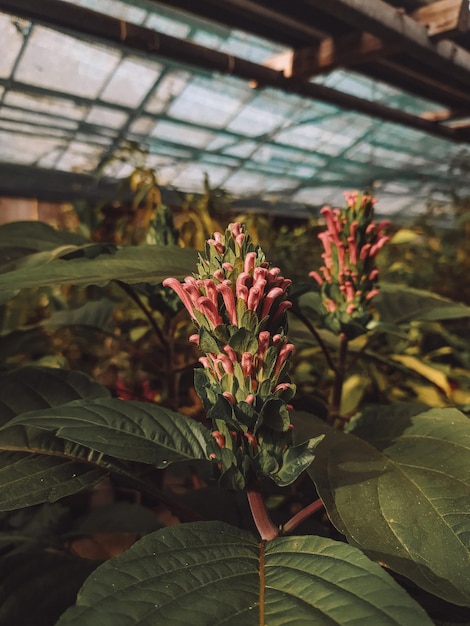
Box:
411, 0, 468, 39
290, 32, 398, 78
0, 0, 468, 144
301, 0, 470, 90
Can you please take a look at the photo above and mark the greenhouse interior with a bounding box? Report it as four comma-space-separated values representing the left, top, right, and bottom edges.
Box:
0, 1, 469, 625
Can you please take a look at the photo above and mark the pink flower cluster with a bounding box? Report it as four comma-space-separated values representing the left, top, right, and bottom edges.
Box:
163, 222, 296, 405
163, 224, 292, 330
309, 196, 389, 315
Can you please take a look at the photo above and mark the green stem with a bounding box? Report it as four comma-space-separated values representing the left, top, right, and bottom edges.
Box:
115, 280, 168, 349
328, 332, 348, 426
281, 498, 324, 535
246, 481, 279, 541
290, 308, 337, 373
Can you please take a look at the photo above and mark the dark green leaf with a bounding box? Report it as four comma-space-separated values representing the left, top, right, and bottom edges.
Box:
0, 245, 198, 304
4, 398, 211, 466
0, 221, 87, 251
0, 367, 110, 426
293, 408, 470, 606
376, 284, 470, 323
0, 452, 103, 510
56, 521, 432, 625
43, 298, 116, 330
0, 549, 98, 626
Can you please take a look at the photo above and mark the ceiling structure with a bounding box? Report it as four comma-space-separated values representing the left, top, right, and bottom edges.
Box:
0, 0, 470, 219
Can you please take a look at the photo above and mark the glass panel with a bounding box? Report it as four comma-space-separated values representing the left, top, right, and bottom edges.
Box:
0, 131, 64, 164
4, 91, 87, 120
86, 106, 129, 129
0, 14, 27, 78
101, 57, 162, 107
15, 26, 120, 98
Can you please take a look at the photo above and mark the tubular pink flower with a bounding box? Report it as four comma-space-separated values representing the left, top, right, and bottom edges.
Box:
260, 287, 285, 319
230, 222, 243, 238
244, 431, 258, 453
365, 288, 380, 301
320, 265, 332, 282
236, 272, 251, 299
247, 286, 262, 312
223, 391, 236, 405
162, 278, 196, 319
244, 252, 257, 273
318, 231, 332, 260
309, 271, 323, 286
211, 431, 225, 448
359, 243, 372, 261
344, 191, 359, 207
257, 331, 270, 360
344, 282, 355, 302
369, 236, 390, 257
326, 299, 337, 312
368, 269, 379, 281
241, 352, 254, 378
346, 303, 356, 315
274, 343, 295, 375
207, 238, 224, 255
270, 300, 292, 327
199, 356, 211, 368
216, 354, 234, 376
197, 297, 223, 328
204, 279, 218, 307
189, 334, 200, 344
223, 344, 238, 363
222, 262, 233, 271
245, 394, 255, 405
275, 383, 292, 392
213, 269, 224, 282
348, 238, 358, 266
217, 282, 238, 325
236, 233, 245, 247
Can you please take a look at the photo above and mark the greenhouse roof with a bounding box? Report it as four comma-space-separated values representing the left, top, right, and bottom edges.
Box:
0, 0, 470, 218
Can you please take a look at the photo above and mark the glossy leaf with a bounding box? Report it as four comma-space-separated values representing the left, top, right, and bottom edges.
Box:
0, 367, 110, 426
0, 245, 198, 304
294, 408, 470, 606
56, 521, 432, 626
4, 398, 211, 466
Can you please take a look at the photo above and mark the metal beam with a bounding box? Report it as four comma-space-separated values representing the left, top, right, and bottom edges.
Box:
0, 0, 469, 144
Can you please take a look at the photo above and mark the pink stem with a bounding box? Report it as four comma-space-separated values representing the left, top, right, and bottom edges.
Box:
246, 481, 279, 540
281, 498, 325, 535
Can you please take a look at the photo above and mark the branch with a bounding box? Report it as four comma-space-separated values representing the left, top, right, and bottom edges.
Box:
281, 498, 325, 535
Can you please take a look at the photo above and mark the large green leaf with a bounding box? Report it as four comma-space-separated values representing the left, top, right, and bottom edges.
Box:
0, 221, 87, 251
293, 408, 470, 606
3, 398, 211, 466
0, 452, 104, 510
0, 245, 198, 304
56, 521, 432, 625
0, 367, 110, 426
43, 298, 116, 330
375, 284, 470, 322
